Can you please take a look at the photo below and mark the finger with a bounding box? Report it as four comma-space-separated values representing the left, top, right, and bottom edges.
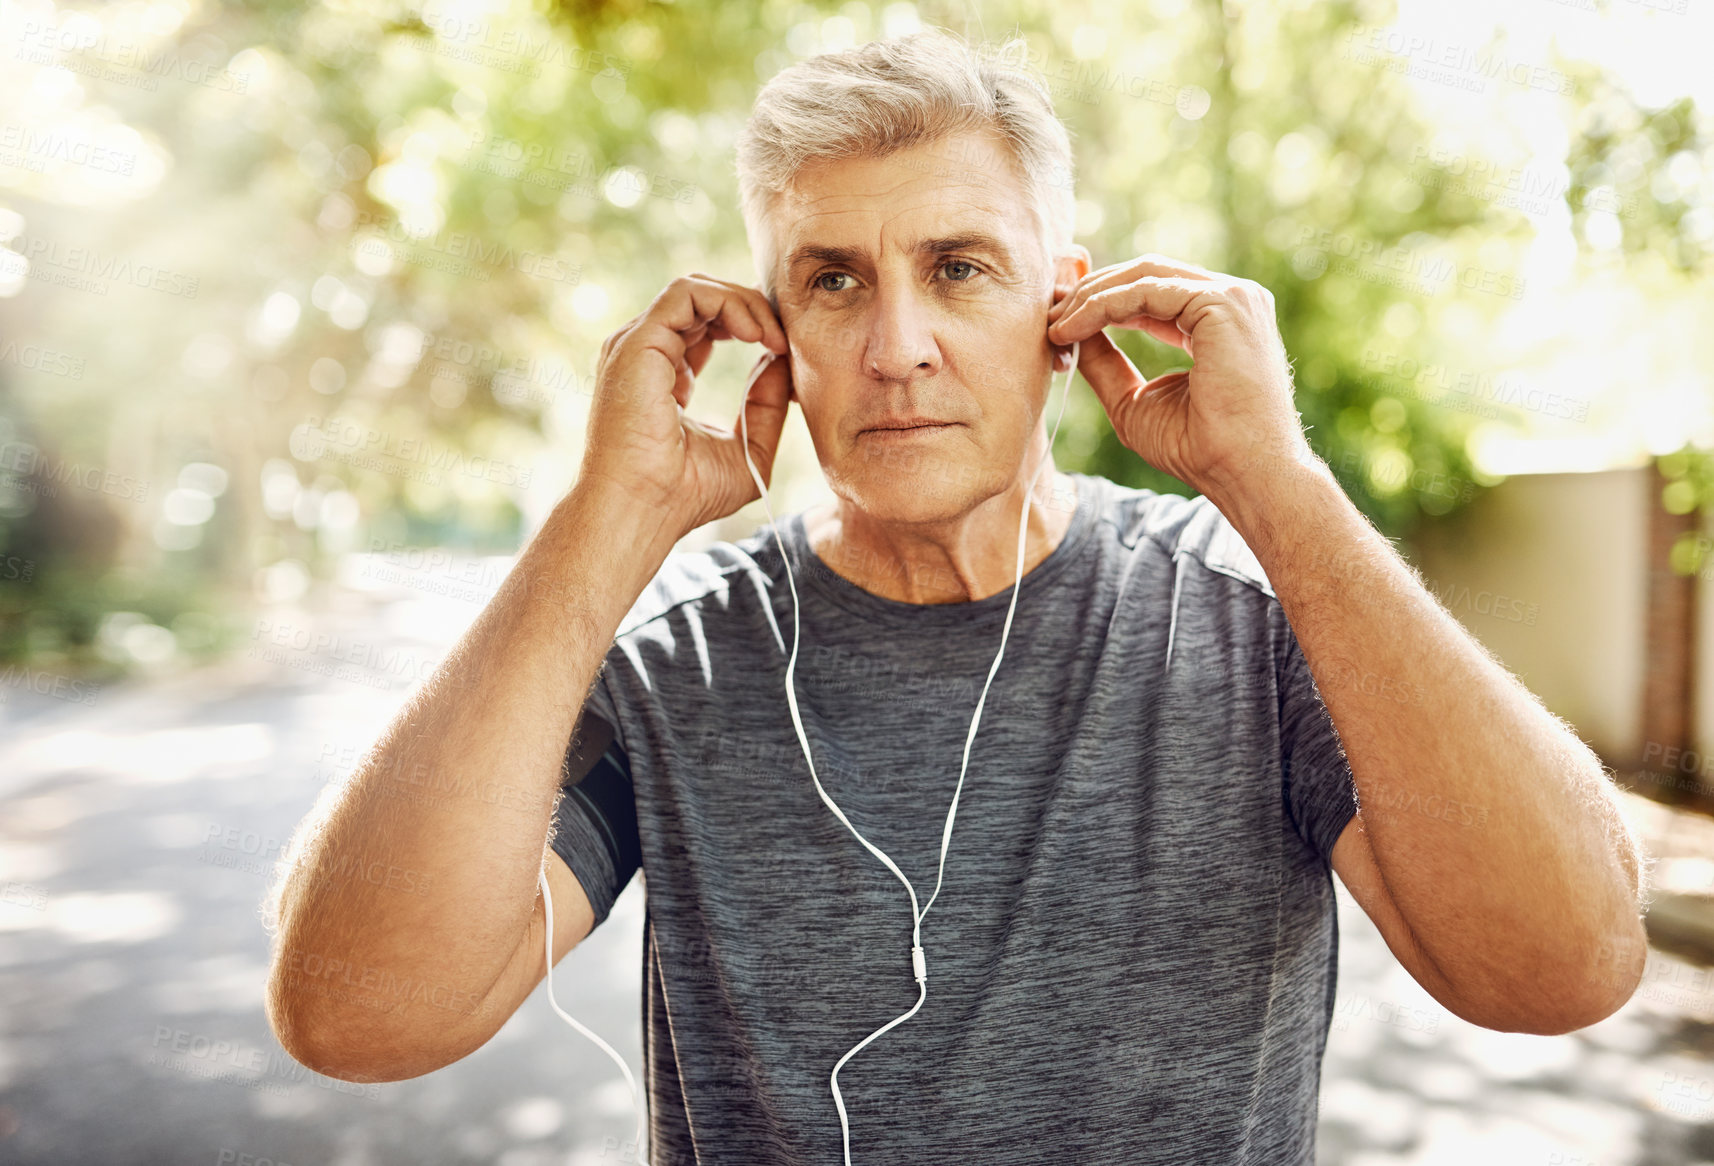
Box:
1049, 256, 1218, 326
674, 325, 722, 402
684, 327, 723, 378
1127, 314, 1190, 351
1049, 277, 1208, 348
684, 332, 712, 373
735, 352, 793, 488
686, 273, 788, 355
1087, 253, 1218, 286
746, 287, 789, 355
705, 286, 772, 351
632, 280, 769, 400
599, 311, 648, 374
706, 277, 788, 355
1050, 261, 1137, 321
682, 315, 763, 384
1070, 329, 1147, 430
671, 355, 695, 410
669, 277, 771, 353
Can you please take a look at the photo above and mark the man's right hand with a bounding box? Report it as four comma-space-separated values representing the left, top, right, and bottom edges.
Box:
581, 273, 795, 540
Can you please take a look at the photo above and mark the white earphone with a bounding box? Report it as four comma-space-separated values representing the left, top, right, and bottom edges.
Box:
539, 332, 1081, 1166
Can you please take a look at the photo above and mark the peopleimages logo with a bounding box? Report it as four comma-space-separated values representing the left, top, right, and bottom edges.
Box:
277, 948, 490, 1019
0, 443, 150, 502
1332, 994, 1440, 1034
148, 1026, 380, 1100
0, 123, 138, 174
415, 6, 633, 80
0, 663, 102, 705
0, 234, 200, 298
248, 617, 471, 693
349, 210, 581, 286
14, 20, 251, 93
294, 415, 534, 489
1358, 348, 1590, 423
0, 340, 86, 379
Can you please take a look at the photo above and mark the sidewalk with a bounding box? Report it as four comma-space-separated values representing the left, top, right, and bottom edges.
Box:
2, 556, 1711, 1164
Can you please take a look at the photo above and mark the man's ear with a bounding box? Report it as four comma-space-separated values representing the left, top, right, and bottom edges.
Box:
1048, 244, 1091, 374
1053, 245, 1091, 299
769, 294, 794, 403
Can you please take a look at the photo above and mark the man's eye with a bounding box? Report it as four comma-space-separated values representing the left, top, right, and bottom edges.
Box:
940, 260, 980, 282
814, 272, 854, 293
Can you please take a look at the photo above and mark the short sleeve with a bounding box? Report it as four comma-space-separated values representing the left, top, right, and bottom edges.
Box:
1276, 608, 1359, 866
547, 673, 642, 928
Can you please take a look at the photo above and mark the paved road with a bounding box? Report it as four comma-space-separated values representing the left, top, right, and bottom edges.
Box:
0, 558, 1709, 1164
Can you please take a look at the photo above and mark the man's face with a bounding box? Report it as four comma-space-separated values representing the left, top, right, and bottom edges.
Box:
769, 129, 1087, 524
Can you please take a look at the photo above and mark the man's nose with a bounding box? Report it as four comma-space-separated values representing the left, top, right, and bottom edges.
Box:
861, 282, 939, 380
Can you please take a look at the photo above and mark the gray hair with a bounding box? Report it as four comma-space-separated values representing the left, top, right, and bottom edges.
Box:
734, 27, 1077, 310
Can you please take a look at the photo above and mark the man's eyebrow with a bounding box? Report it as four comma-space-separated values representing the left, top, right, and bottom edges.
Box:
784, 231, 1019, 276
923, 232, 1018, 264
784, 242, 866, 274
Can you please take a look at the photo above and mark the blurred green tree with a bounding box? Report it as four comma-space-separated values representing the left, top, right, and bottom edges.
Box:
1, 0, 1703, 672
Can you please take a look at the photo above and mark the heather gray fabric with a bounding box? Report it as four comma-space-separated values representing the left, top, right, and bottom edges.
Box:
547, 470, 1359, 1165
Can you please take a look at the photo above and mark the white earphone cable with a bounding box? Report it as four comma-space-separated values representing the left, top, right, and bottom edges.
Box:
539, 335, 1081, 1166
738, 337, 1081, 1164
539, 866, 650, 1164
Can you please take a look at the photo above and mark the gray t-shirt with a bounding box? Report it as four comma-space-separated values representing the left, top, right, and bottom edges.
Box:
549, 470, 1359, 1164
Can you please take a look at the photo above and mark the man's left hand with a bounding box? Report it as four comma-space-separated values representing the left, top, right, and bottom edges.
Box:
1046, 254, 1314, 501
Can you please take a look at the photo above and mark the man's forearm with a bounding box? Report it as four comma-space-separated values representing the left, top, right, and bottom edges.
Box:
266, 475, 680, 1068
1205, 452, 1647, 1023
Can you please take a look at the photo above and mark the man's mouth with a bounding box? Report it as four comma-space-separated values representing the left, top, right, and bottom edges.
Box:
860, 419, 960, 438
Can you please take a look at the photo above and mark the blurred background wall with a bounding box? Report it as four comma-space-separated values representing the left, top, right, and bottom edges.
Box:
1410, 465, 1650, 764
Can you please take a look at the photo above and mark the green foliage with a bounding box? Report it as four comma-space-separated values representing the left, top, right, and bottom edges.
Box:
1560, 74, 1714, 566
1657, 442, 1714, 578
1567, 85, 1709, 275
1, 0, 1709, 670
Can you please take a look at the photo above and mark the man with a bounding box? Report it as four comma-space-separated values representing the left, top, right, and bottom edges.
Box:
265, 27, 1649, 1166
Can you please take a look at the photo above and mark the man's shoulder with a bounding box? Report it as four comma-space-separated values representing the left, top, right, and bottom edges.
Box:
611, 528, 775, 639
1098, 477, 1276, 600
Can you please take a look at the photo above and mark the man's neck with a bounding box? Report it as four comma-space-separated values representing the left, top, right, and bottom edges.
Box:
801, 469, 1079, 605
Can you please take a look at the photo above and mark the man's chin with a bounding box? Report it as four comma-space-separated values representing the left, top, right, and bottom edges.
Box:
830, 451, 989, 524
